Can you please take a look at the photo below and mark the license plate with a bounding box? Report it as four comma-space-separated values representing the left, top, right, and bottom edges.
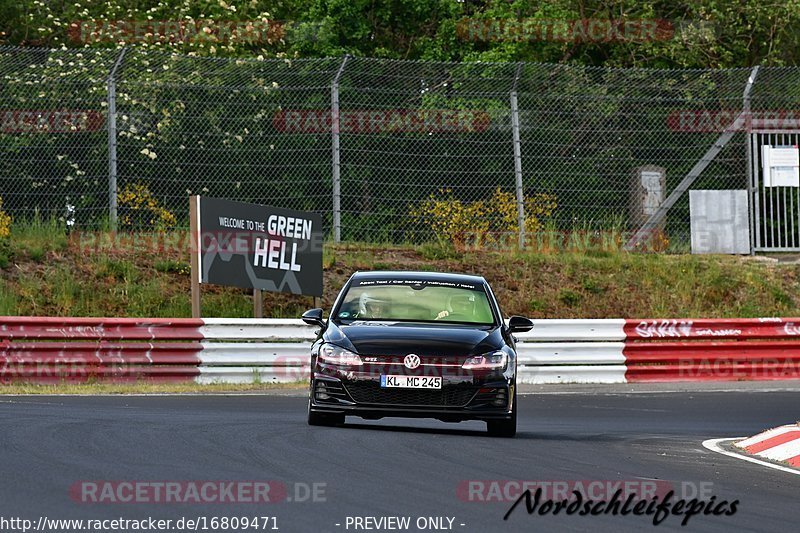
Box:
380, 375, 442, 389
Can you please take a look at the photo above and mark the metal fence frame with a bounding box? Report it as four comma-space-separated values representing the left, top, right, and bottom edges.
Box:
4, 47, 800, 252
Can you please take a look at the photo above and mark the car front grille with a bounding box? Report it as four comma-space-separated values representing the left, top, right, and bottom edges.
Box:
342, 381, 477, 407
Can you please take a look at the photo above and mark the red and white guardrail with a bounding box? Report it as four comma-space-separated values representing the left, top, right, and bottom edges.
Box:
0, 317, 311, 384
519, 317, 800, 383
2, 316, 800, 384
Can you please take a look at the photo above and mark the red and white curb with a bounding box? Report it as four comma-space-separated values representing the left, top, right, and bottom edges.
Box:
733, 425, 800, 467
702, 424, 800, 475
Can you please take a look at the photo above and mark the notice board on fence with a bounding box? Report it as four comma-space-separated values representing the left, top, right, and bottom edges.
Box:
689, 190, 750, 255
192, 196, 323, 297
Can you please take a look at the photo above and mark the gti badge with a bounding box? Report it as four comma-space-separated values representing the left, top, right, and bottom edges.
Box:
404, 354, 421, 369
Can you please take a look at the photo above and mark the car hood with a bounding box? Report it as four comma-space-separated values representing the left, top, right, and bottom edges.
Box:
324, 321, 504, 357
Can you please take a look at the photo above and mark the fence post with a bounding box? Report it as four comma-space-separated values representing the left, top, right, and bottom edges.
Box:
106, 47, 127, 232
625, 66, 760, 251
744, 67, 759, 255
511, 63, 525, 249
331, 55, 350, 243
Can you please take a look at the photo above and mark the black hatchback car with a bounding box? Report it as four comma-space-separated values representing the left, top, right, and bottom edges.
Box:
301, 271, 533, 437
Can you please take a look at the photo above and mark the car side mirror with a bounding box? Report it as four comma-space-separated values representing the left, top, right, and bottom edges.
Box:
507, 316, 534, 333
302, 308, 326, 328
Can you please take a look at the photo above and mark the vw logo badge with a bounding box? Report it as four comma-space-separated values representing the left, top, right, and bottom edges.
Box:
404, 354, 421, 369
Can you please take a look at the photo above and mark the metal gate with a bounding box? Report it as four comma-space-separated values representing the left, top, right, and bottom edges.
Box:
750, 131, 800, 251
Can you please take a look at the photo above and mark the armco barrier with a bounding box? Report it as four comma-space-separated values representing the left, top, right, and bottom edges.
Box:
3, 317, 800, 385
0, 318, 205, 383
624, 318, 800, 382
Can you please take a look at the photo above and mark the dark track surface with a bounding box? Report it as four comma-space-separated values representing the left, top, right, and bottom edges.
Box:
0, 390, 798, 532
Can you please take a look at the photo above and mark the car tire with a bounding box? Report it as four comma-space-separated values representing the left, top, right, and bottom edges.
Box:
486, 389, 517, 438
307, 398, 345, 427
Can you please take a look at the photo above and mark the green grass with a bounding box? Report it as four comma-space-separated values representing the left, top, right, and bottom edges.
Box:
0, 280, 18, 314
418, 241, 461, 260
11, 213, 68, 259
154, 259, 189, 274
1, 222, 800, 319
558, 289, 582, 307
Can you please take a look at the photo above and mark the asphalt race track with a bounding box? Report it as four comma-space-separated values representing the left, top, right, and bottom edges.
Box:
0, 387, 798, 532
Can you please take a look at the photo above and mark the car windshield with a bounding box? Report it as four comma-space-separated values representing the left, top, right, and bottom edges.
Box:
334, 280, 495, 325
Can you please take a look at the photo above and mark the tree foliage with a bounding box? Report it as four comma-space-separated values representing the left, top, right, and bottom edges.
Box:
1, 1, 796, 242
2, 0, 799, 67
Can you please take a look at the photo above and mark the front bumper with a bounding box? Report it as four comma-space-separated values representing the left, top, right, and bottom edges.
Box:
309, 372, 515, 422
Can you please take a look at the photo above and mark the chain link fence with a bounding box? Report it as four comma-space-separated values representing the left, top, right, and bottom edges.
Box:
1, 46, 795, 251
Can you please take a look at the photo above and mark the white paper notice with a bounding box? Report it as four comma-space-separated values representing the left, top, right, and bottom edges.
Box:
762, 145, 800, 187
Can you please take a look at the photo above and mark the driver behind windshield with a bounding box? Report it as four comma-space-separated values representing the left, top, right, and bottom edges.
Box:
358, 292, 390, 318
436, 293, 476, 321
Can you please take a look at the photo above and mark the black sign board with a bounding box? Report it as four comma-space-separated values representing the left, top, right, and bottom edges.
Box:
196, 197, 323, 297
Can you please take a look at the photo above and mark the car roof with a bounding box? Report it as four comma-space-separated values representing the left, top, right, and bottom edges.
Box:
350, 270, 487, 285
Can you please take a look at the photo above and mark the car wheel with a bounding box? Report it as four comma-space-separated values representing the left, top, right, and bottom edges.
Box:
486, 389, 517, 438
307, 398, 344, 427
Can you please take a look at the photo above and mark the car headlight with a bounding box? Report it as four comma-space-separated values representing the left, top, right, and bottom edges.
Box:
319, 344, 363, 366
462, 350, 507, 370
